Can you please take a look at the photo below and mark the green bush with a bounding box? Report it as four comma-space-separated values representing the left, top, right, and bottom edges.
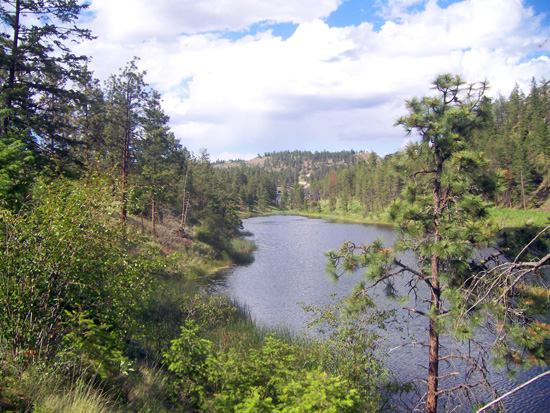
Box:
304, 299, 407, 411
164, 320, 364, 412
0, 175, 157, 373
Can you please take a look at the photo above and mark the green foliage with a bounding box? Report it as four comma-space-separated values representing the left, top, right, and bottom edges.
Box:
58, 310, 131, 379
0, 0, 93, 173
164, 321, 212, 406
304, 298, 404, 411
0, 134, 34, 208
131, 90, 185, 232
328, 75, 502, 412
0, 175, 155, 368
328, 195, 336, 211
104, 58, 149, 222
164, 322, 364, 412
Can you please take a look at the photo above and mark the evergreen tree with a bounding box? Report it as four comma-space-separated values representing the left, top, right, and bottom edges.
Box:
0, 0, 92, 202
188, 150, 241, 250
328, 74, 495, 413
0, 134, 32, 207
104, 58, 148, 222
291, 182, 304, 209
71, 69, 107, 167
257, 182, 269, 211
280, 182, 288, 209
136, 90, 182, 234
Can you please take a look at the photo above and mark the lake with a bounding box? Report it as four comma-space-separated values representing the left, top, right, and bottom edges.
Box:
209, 215, 550, 411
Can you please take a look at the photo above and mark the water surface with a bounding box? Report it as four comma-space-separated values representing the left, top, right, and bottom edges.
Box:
210, 215, 550, 411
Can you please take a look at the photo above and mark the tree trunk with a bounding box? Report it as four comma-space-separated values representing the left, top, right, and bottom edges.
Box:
121, 128, 130, 223
520, 169, 527, 210
427, 258, 440, 413
3, 0, 21, 136
427, 151, 443, 413
180, 166, 189, 231
151, 190, 156, 235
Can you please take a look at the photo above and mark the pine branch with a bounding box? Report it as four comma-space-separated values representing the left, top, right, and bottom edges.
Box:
403, 307, 427, 317
394, 260, 437, 294
435, 380, 484, 397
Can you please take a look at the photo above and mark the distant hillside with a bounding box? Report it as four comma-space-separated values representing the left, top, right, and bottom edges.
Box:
214, 149, 373, 184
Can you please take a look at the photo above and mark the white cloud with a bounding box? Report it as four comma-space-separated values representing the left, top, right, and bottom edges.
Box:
77, 0, 550, 160
85, 0, 343, 42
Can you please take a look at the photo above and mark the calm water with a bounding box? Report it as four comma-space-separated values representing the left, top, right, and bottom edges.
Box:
209, 215, 550, 411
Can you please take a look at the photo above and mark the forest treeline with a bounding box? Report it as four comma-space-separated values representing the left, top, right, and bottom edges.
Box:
217, 79, 550, 215
2, 0, 548, 225
1, 46, 242, 249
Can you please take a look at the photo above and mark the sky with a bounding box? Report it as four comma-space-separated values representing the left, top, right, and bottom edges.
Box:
76, 0, 550, 161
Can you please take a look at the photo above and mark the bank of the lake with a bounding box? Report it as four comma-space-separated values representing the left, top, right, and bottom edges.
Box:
3, 219, 401, 412
270, 203, 550, 229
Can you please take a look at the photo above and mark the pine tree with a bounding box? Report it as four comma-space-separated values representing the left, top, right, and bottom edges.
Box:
280, 182, 288, 209
136, 90, 182, 234
0, 0, 92, 202
71, 69, 107, 167
104, 59, 149, 222
328, 74, 495, 413
291, 182, 304, 209
0, 135, 32, 207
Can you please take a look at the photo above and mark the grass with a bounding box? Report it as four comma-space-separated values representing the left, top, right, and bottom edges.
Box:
0, 360, 116, 413
0, 210, 266, 412
276, 200, 550, 230
32, 376, 113, 413
223, 237, 257, 265
122, 365, 171, 412
204, 298, 296, 354
279, 199, 392, 226
489, 207, 550, 229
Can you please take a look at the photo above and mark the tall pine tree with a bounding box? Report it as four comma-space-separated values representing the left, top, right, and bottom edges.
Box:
328, 74, 495, 413
136, 90, 183, 234
104, 58, 148, 222
0, 0, 92, 204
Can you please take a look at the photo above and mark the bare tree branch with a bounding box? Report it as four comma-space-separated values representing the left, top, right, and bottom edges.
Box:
476, 370, 550, 413
404, 307, 427, 317
513, 225, 550, 264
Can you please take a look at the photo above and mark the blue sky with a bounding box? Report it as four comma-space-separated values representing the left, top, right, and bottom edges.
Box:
78, 0, 550, 160
326, 0, 388, 29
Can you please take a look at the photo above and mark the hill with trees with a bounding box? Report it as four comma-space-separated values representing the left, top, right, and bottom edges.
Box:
219, 78, 550, 216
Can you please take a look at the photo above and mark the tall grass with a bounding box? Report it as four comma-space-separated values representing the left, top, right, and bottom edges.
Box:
122, 364, 171, 412
204, 298, 296, 354
0, 361, 115, 413
223, 237, 257, 265
33, 377, 113, 413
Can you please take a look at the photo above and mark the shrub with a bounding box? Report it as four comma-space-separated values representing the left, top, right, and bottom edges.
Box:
164, 321, 363, 412
0, 175, 157, 373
